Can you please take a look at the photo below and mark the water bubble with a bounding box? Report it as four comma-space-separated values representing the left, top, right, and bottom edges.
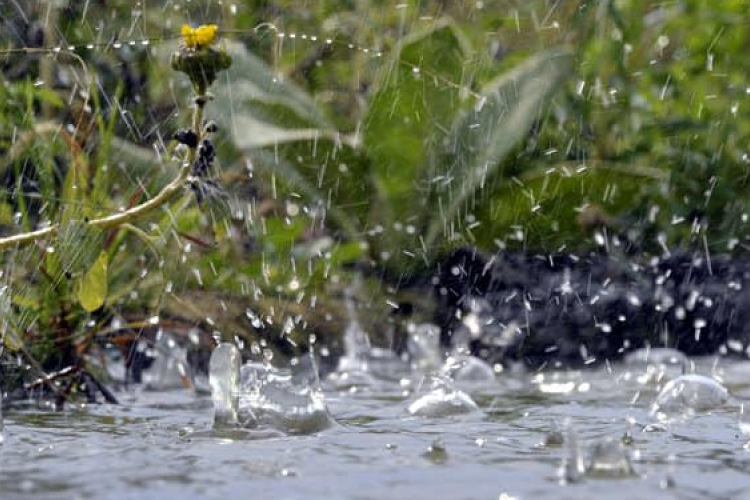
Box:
408, 376, 479, 417
651, 374, 728, 419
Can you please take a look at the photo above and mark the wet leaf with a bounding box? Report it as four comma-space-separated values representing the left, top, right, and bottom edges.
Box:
364, 20, 471, 242
0, 202, 12, 225
426, 47, 575, 246
230, 113, 356, 150
2, 328, 23, 352
212, 41, 335, 132
77, 251, 108, 312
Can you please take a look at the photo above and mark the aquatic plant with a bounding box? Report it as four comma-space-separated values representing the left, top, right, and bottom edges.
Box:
0, 22, 232, 401
3, 0, 750, 393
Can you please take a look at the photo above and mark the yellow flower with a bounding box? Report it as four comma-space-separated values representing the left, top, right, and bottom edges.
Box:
181, 24, 219, 49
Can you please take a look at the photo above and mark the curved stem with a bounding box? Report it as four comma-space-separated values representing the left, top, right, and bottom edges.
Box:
0, 96, 206, 251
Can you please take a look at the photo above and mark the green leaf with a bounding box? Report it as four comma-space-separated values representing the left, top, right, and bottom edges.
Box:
470, 162, 658, 251
0, 202, 12, 225
121, 223, 161, 258
425, 47, 575, 246
220, 41, 333, 128
212, 41, 342, 146
77, 251, 108, 312
3, 328, 24, 352
251, 149, 359, 239
364, 20, 472, 233
230, 113, 357, 149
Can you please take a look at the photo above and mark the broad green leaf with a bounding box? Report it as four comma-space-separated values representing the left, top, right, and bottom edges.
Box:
261, 216, 308, 254
212, 41, 337, 135
323, 240, 364, 266
470, 162, 660, 250
77, 251, 108, 312
35, 87, 64, 108
231, 113, 357, 150
425, 47, 575, 246
364, 20, 472, 236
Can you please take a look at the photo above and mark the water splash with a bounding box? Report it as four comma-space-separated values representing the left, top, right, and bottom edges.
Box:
407, 375, 479, 417
559, 420, 585, 483
239, 361, 332, 434
651, 374, 729, 420
442, 354, 496, 385
0, 390, 4, 445
143, 331, 192, 390
586, 437, 635, 478
332, 285, 408, 386
210, 343, 332, 433
336, 286, 372, 373
209, 343, 241, 425
407, 323, 443, 372
559, 420, 635, 483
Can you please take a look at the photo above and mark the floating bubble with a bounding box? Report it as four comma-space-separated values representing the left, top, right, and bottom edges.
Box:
651, 374, 728, 418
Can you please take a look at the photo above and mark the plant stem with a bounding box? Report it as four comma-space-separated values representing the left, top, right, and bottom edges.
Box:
0, 95, 206, 251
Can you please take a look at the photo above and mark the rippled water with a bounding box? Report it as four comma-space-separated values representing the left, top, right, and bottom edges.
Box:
2, 357, 750, 500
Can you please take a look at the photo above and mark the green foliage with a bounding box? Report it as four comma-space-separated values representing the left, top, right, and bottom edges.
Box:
77, 252, 108, 313
225, 18, 576, 272
5, 0, 750, 385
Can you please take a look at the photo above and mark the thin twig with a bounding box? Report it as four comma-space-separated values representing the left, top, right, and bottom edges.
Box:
0, 94, 206, 251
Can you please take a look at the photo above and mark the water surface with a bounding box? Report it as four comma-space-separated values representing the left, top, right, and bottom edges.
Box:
2, 358, 749, 500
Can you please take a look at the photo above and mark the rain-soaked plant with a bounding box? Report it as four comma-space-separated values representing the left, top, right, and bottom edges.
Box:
0, 24, 231, 403
221, 0, 750, 275
216, 18, 575, 276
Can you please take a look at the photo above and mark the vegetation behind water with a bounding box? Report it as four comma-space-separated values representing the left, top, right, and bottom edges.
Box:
1, 1, 749, 394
